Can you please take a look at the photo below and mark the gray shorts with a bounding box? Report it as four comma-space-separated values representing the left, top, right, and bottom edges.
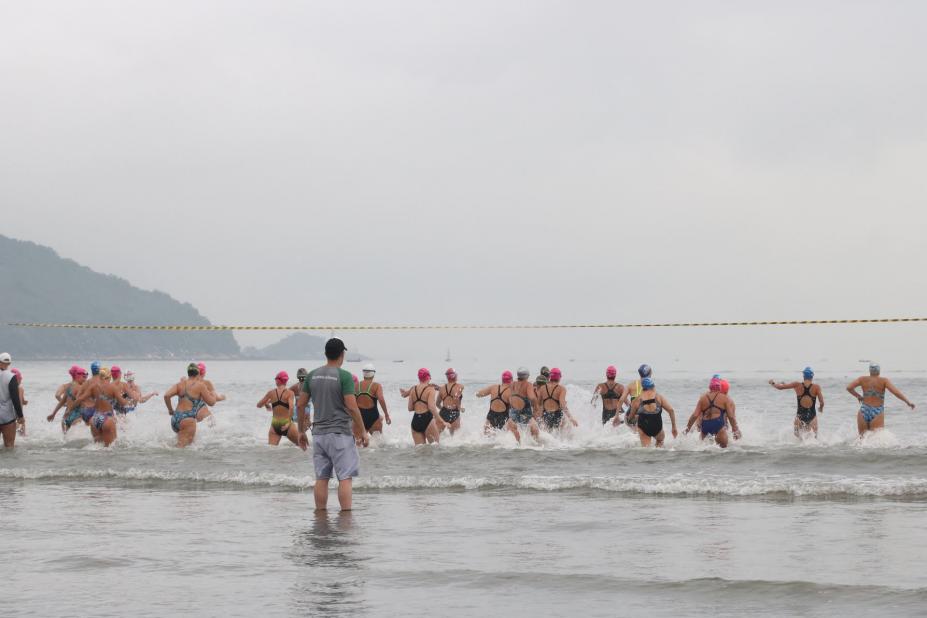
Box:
312, 432, 360, 481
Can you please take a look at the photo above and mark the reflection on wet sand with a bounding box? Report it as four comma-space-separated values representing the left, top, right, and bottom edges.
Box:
287, 511, 368, 616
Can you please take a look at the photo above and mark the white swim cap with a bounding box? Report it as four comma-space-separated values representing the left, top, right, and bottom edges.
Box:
363, 363, 376, 374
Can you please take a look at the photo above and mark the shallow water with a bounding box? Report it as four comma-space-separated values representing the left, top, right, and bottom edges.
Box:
4, 360, 926, 616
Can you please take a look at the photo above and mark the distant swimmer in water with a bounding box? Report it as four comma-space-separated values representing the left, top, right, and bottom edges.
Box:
508, 367, 541, 443
257, 371, 298, 446
194, 362, 226, 424
356, 364, 390, 435
625, 377, 678, 447
477, 371, 515, 437
619, 364, 652, 427
846, 363, 915, 437
438, 368, 464, 435
48, 366, 88, 432
537, 368, 579, 433
408, 368, 442, 444
593, 365, 625, 425
123, 371, 158, 411
163, 363, 219, 447
685, 376, 741, 448
769, 367, 824, 437
75, 367, 132, 446
0, 352, 25, 447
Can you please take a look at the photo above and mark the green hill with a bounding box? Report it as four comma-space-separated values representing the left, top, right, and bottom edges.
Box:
0, 234, 240, 359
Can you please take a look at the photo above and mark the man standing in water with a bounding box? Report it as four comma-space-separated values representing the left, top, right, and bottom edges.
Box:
296, 338, 369, 512
846, 363, 915, 436
769, 367, 825, 437
0, 352, 25, 447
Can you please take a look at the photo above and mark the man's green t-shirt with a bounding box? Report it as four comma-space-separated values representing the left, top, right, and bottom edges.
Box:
302, 365, 355, 435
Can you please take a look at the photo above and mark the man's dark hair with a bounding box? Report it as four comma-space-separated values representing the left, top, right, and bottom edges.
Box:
325, 337, 347, 361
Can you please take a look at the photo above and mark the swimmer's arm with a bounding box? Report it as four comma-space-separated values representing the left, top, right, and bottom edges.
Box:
846, 378, 863, 401
296, 391, 310, 431
73, 383, 94, 407
256, 390, 272, 410
591, 384, 602, 404
561, 391, 578, 426
139, 391, 158, 403
49, 396, 68, 419
163, 383, 179, 414
627, 398, 641, 423
344, 394, 368, 444
770, 380, 798, 390
528, 387, 540, 413
200, 386, 218, 407
54, 383, 67, 403
475, 386, 493, 398
685, 399, 703, 433
376, 385, 390, 422
884, 379, 915, 409
399, 387, 410, 398
662, 396, 678, 436
618, 385, 631, 409
727, 401, 741, 438
407, 389, 415, 412
816, 386, 825, 413
114, 388, 133, 408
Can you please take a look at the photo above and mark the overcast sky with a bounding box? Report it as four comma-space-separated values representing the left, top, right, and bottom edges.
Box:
2, 1, 926, 369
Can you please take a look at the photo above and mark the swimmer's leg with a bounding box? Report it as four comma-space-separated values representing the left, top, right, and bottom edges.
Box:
411, 430, 426, 445
655, 429, 666, 448
869, 412, 885, 432
100, 417, 117, 447
268, 428, 281, 446
286, 424, 301, 446
177, 417, 197, 448
715, 429, 729, 448
449, 418, 461, 435
810, 417, 819, 439
425, 420, 440, 444
505, 420, 521, 444
637, 427, 651, 447
528, 418, 540, 441
856, 412, 869, 437
370, 417, 384, 434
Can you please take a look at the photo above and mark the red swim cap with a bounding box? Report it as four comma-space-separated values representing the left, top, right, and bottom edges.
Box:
418, 368, 431, 382
720, 379, 730, 394
550, 367, 562, 381
501, 371, 513, 384
606, 365, 617, 379
275, 371, 289, 384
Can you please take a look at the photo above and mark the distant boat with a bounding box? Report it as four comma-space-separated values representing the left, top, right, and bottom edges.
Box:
393, 360, 404, 363
445, 348, 452, 363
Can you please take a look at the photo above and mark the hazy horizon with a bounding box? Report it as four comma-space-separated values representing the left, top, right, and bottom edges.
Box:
3, 2, 925, 367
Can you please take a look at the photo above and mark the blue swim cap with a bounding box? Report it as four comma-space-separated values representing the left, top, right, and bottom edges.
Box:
802, 367, 814, 379
90, 361, 101, 375
641, 377, 655, 389
638, 364, 652, 378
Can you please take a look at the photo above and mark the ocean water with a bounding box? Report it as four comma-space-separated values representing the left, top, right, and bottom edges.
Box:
3, 360, 927, 617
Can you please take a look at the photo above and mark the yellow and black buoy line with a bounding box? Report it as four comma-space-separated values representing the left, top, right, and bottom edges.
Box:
7, 317, 927, 332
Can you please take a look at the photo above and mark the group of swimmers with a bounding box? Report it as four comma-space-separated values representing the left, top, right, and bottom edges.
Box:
1, 355, 917, 450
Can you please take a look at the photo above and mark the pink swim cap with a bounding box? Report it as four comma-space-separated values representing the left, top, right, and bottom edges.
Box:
720, 379, 730, 395
501, 370, 513, 384
606, 365, 617, 378
709, 377, 722, 392
197, 362, 207, 376
418, 368, 431, 382
275, 370, 289, 384
111, 366, 122, 378
11, 368, 21, 381
550, 367, 562, 381
69, 365, 80, 377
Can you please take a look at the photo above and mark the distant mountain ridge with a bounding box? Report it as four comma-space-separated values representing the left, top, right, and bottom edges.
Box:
0, 234, 240, 359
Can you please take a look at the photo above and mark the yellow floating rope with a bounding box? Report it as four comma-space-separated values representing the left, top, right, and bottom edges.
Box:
7, 317, 927, 331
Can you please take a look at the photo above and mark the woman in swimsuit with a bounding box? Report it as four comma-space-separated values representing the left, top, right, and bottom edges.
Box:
593, 365, 625, 425
74, 367, 133, 446
163, 363, 219, 448
507, 367, 540, 443
407, 368, 442, 444
536, 368, 579, 434
625, 377, 677, 447
477, 371, 516, 437
48, 366, 88, 432
770, 367, 825, 438
194, 362, 226, 423
257, 371, 298, 445
124, 371, 158, 410
357, 364, 390, 434
846, 363, 915, 437
438, 368, 464, 435
685, 376, 740, 448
